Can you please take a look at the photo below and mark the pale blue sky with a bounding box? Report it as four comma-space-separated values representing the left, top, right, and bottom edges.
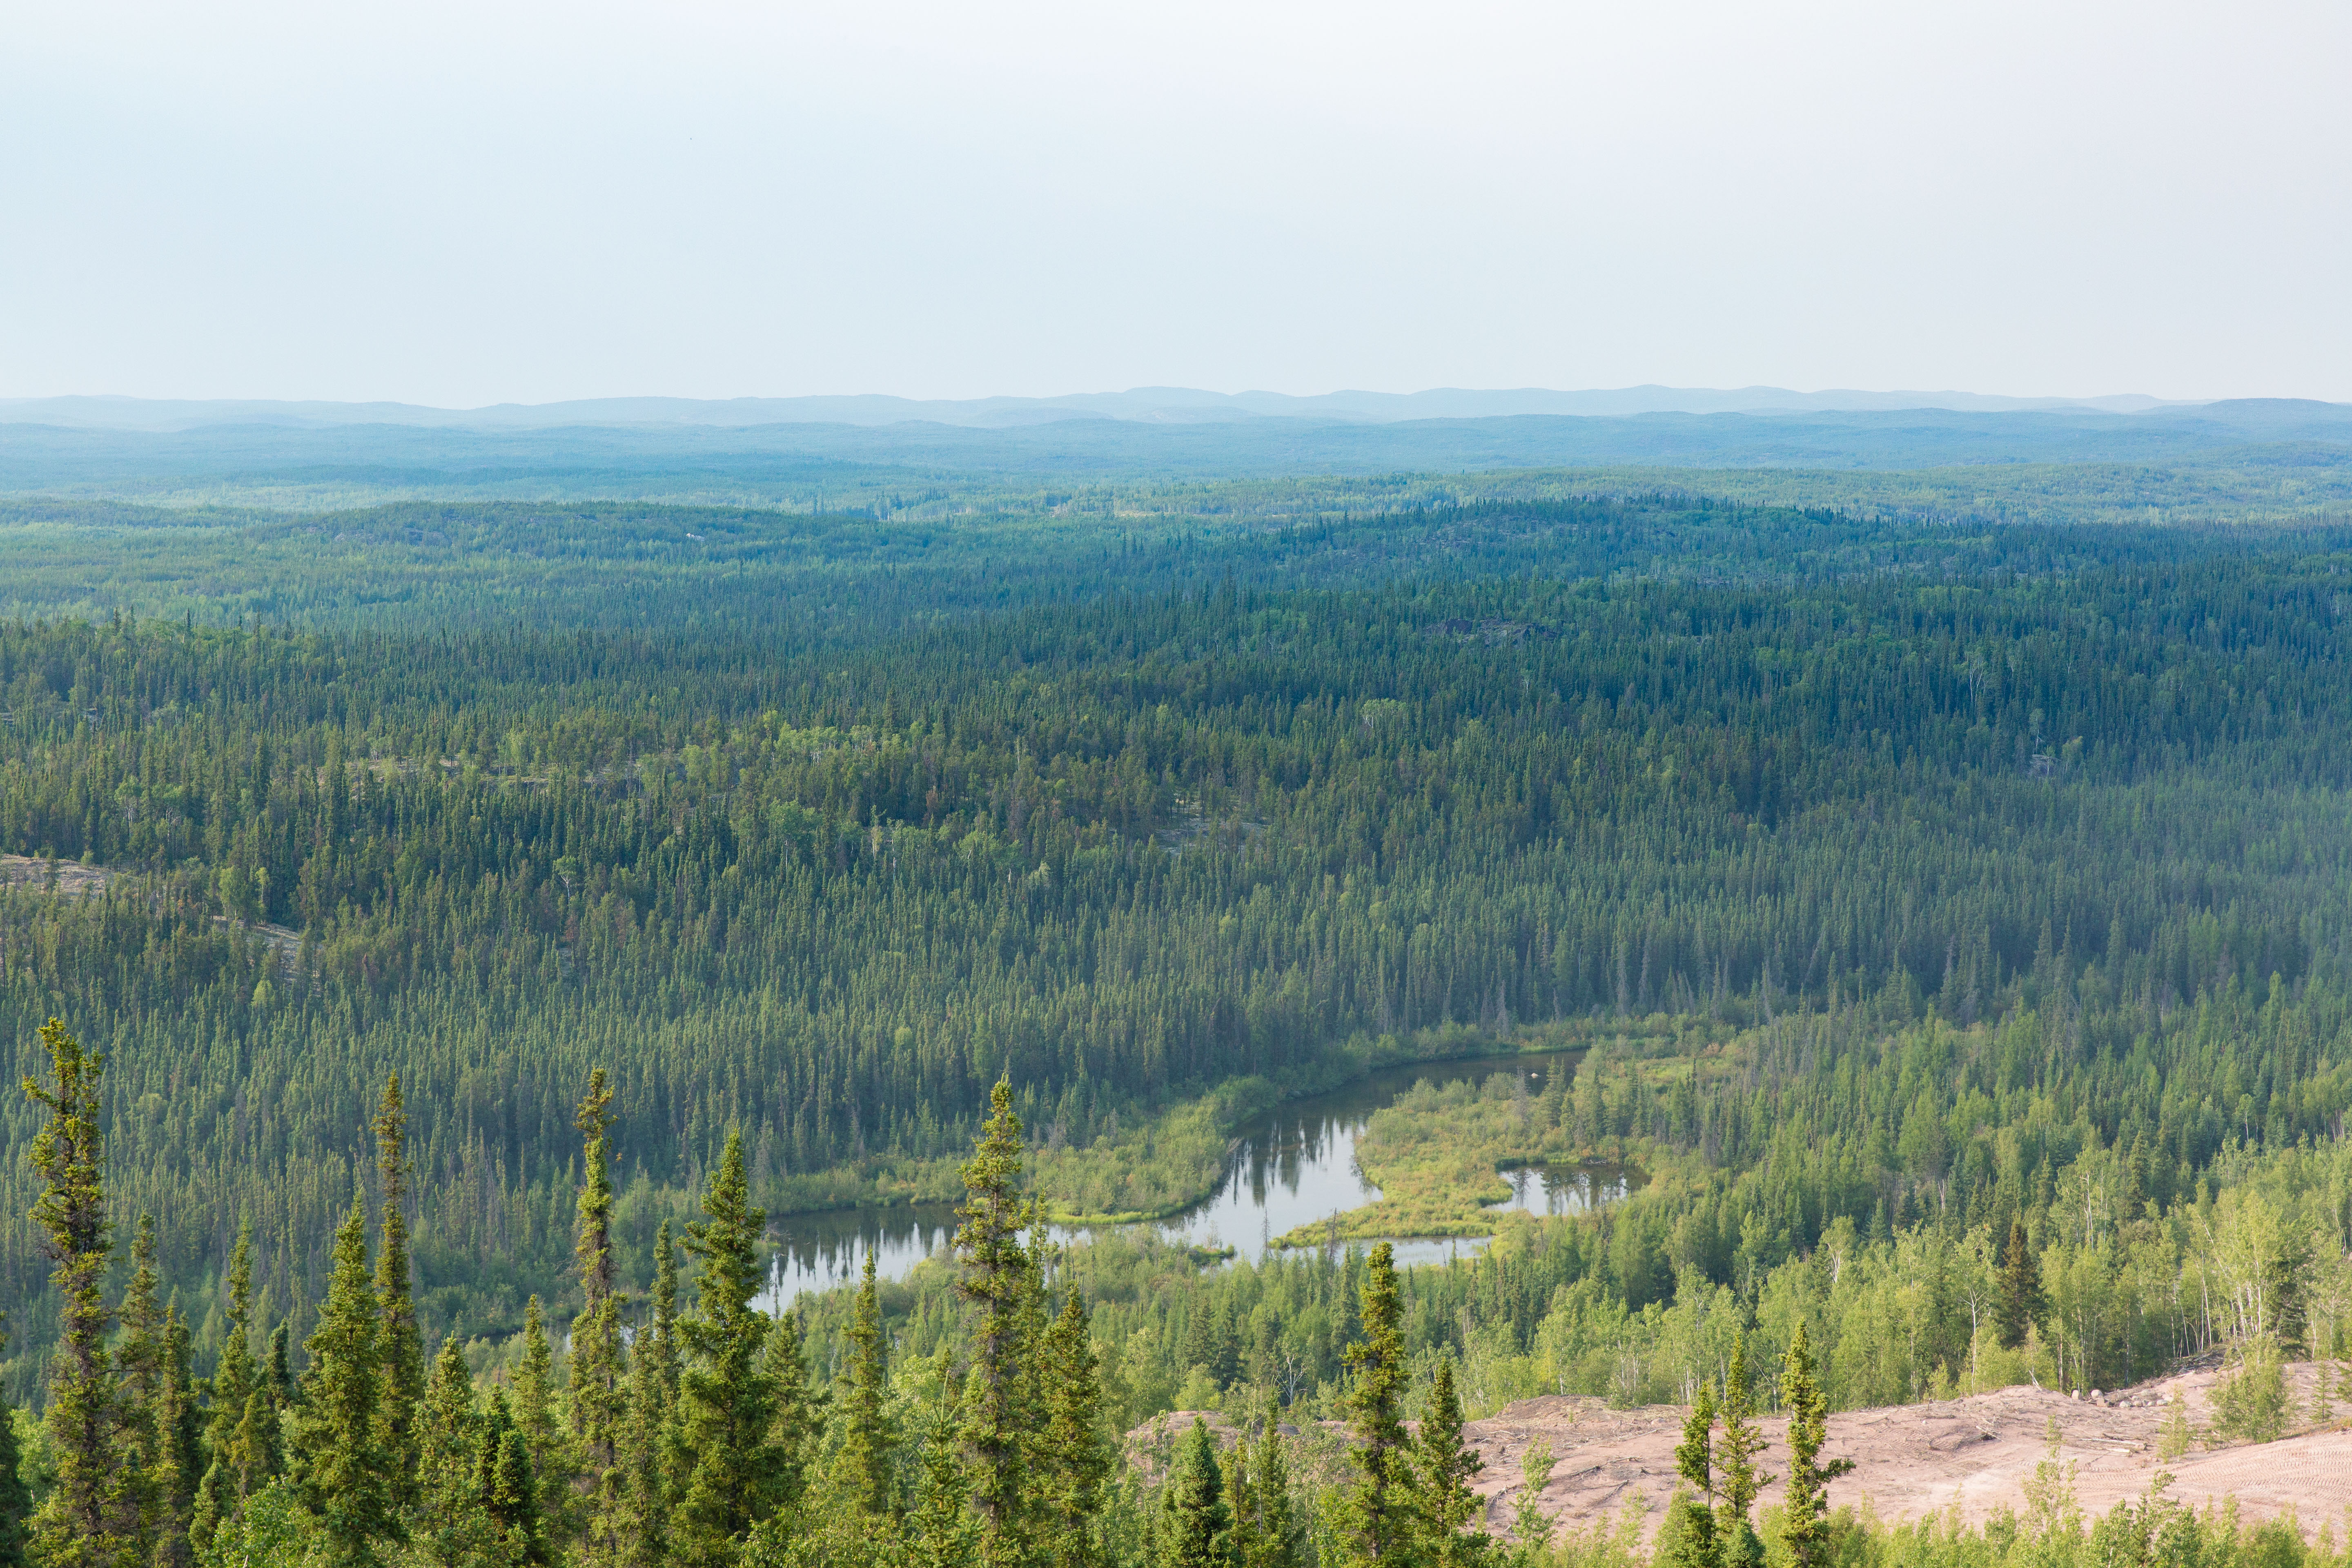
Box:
4, 0, 2346, 406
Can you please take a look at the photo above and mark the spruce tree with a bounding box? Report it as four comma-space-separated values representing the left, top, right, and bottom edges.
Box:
0, 1316, 34, 1568
1660, 1381, 1717, 1568
908, 1355, 974, 1568
192, 1223, 259, 1556
618, 1225, 683, 1568
373, 1076, 427, 1503
953, 1076, 1035, 1568
153, 1301, 202, 1568
834, 1250, 896, 1518
412, 1339, 492, 1568
675, 1130, 791, 1567
1160, 1419, 1232, 1568
1997, 1220, 2045, 1350
1415, 1359, 1485, 1566
1510, 1439, 1555, 1566
650, 1221, 682, 1405
515, 1297, 561, 1470
1342, 1243, 1412, 1565
116, 1216, 166, 1565
292, 1187, 396, 1568
1777, 1323, 1850, 1568
1713, 1333, 1772, 1568
24, 1016, 137, 1568
1243, 1395, 1301, 1568
570, 1069, 629, 1565
1037, 1286, 1110, 1568
478, 1391, 550, 1568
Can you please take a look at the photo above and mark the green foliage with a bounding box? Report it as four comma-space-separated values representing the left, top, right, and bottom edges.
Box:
23, 1017, 134, 1568
1343, 1243, 1413, 1564
291, 1187, 394, 1568
1159, 1419, 1231, 1568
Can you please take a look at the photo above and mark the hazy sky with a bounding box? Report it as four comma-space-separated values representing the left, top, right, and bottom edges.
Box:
5, 0, 2347, 406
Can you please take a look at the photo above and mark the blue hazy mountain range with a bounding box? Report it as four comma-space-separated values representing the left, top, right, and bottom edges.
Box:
2, 392, 2348, 497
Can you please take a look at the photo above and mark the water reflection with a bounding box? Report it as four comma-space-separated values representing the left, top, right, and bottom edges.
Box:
759, 1049, 1640, 1309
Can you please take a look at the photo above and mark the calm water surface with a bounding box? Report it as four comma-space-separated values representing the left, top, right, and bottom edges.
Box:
759, 1049, 1640, 1308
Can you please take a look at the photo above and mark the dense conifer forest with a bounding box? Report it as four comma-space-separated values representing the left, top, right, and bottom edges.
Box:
0, 477, 2346, 1567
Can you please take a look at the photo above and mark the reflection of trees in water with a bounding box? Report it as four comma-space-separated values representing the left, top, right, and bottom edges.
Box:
1502, 1164, 1635, 1216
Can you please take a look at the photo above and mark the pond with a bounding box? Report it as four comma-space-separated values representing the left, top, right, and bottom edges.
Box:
759, 1047, 1640, 1309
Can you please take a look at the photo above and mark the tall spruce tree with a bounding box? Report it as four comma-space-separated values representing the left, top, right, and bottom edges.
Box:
953, 1076, 1035, 1568
192, 1223, 260, 1556
1243, 1395, 1302, 1568
618, 1222, 684, 1568
479, 1391, 550, 1568
373, 1076, 427, 1502
570, 1069, 629, 1565
0, 1315, 33, 1568
675, 1130, 792, 1567
1037, 1286, 1110, 1568
1415, 1359, 1485, 1566
23, 1016, 137, 1568
293, 1187, 396, 1568
412, 1339, 492, 1568
117, 1216, 166, 1565
1777, 1324, 1851, 1568
1713, 1334, 1772, 1568
1160, 1419, 1232, 1568
908, 1354, 974, 1568
1342, 1243, 1413, 1565
153, 1301, 202, 1568
834, 1250, 896, 1518
1997, 1220, 2045, 1350
1659, 1380, 1718, 1568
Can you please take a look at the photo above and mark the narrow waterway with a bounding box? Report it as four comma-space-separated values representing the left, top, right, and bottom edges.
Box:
760, 1049, 1640, 1309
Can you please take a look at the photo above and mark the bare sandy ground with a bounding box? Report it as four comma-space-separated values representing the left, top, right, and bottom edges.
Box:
1132, 1363, 2352, 1543
1468, 1362, 2352, 1541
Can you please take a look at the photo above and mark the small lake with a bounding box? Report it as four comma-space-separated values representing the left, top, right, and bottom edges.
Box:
760, 1049, 1639, 1308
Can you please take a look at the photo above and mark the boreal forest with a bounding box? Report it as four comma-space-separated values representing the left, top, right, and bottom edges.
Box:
0, 416, 2347, 1568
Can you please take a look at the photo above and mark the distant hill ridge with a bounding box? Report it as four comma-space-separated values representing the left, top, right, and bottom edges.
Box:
6, 384, 2307, 433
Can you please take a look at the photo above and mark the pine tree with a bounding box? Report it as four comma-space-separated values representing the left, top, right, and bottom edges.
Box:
1160, 1419, 1232, 1568
292, 1187, 396, 1568
1997, 1219, 2045, 1350
834, 1250, 896, 1518
1036, 1287, 1110, 1568
192, 1223, 259, 1557
374, 1076, 427, 1504
1415, 1359, 1485, 1566
570, 1069, 629, 1566
23, 1016, 137, 1568
675, 1130, 792, 1567
954, 1076, 1035, 1568
1777, 1323, 1850, 1568
1713, 1334, 1772, 1568
1343, 1242, 1413, 1565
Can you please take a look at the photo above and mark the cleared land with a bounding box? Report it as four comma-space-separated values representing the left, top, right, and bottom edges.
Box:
1138, 1363, 2352, 1542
